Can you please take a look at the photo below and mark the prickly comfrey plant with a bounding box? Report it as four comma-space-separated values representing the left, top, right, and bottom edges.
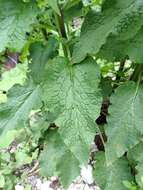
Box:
0, 0, 143, 189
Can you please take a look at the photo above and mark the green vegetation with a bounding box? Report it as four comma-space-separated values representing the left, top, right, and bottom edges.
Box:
0, 0, 143, 189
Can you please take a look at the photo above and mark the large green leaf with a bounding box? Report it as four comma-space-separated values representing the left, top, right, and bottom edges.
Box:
105, 82, 143, 165
0, 0, 38, 52
40, 130, 80, 188
42, 57, 101, 163
94, 152, 132, 190
0, 39, 58, 135
0, 82, 41, 135
98, 27, 143, 63
72, 0, 143, 63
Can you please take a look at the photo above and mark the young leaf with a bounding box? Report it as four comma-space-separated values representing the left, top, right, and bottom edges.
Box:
64, 1, 83, 22
0, 0, 38, 51
48, 0, 61, 15
105, 82, 143, 165
29, 38, 58, 84
42, 57, 102, 163
40, 130, 80, 188
72, 0, 143, 63
94, 152, 133, 190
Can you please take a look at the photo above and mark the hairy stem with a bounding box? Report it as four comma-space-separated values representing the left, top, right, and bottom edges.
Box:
54, 6, 70, 59
113, 58, 126, 88
130, 64, 143, 82
116, 59, 126, 81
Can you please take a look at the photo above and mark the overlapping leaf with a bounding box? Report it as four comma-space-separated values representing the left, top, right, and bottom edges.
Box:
42, 57, 101, 163
48, 0, 60, 15
0, 82, 41, 135
40, 130, 80, 188
64, 1, 83, 22
0, 0, 38, 52
73, 0, 143, 63
128, 142, 143, 187
29, 38, 58, 84
105, 82, 143, 165
98, 27, 143, 63
0, 39, 58, 135
94, 152, 132, 190
0, 64, 28, 92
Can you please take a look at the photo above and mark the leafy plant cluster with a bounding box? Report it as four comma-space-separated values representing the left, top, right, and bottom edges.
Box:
1, 0, 143, 189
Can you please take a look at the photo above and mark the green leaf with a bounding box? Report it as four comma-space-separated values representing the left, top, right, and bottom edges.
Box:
40, 130, 80, 188
94, 152, 132, 190
123, 181, 131, 189
29, 38, 58, 84
48, 0, 60, 15
15, 150, 33, 167
127, 142, 143, 165
72, 0, 143, 63
128, 142, 143, 187
135, 164, 143, 187
64, 1, 83, 22
0, 92, 7, 103
0, 38, 58, 135
0, 82, 41, 135
0, 0, 38, 52
0, 63, 28, 92
100, 77, 112, 98
0, 130, 17, 149
105, 82, 143, 165
98, 27, 143, 63
42, 57, 101, 163
93, 152, 107, 189
0, 174, 5, 188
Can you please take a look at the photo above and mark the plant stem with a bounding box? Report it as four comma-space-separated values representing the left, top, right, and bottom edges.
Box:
116, 59, 126, 81
57, 9, 67, 39
54, 6, 70, 59
113, 58, 126, 88
130, 64, 143, 82
96, 125, 106, 149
